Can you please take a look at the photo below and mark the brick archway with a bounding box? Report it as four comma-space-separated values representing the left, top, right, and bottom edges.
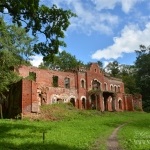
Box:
70, 98, 75, 107
103, 92, 116, 111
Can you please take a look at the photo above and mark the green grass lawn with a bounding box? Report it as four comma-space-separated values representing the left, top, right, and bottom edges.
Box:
0, 104, 149, 150
118, 112, 150, 150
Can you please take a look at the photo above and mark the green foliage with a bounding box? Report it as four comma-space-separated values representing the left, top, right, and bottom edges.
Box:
135, 45, 150, 112
105, 62, 139, 94
0, 18, 34, 95
105, 61, 120, 77
0, 1, 76, 60
25, 72, 36, 81
39, 50, 84, 71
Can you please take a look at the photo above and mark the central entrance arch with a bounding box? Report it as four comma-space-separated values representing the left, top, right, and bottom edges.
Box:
103, 92, 116, 111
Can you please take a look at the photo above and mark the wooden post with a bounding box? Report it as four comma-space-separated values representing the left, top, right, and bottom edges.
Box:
43, 132, 46, 143
0, 104, 3, 119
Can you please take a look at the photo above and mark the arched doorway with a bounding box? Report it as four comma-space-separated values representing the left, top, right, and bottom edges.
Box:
118, 100, 122, 110
91, 94, 96, 109
82, 98, 86, 109
103, 92, 116, 111
70, 98, 75, 107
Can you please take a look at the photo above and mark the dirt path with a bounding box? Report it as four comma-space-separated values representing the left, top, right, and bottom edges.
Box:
107, 123, 127, 150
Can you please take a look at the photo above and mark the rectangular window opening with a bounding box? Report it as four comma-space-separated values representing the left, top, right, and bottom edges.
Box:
53, 76, 58, 87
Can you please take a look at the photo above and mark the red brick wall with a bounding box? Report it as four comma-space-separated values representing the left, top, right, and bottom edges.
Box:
22, 80, 38, 115
14, 64, 142, 114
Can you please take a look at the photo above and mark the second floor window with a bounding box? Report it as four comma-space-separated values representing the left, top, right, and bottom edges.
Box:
29, 72, 36, 81
53, 76, 58, 87
81, 80, 85, 88
65, 77, 70, 88
92, 80, 100, 90
104, 83, 107, 91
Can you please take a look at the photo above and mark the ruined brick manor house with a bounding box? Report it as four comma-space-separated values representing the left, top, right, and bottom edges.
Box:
6, 63, 142, 118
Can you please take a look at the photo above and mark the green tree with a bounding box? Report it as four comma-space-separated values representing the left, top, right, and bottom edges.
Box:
39, 50, 84, 71
0, 0, 76, 60
119, 64, 138, 94
0, 18, 35, 96
105, 61, 120, 77
135, 45, 150, 112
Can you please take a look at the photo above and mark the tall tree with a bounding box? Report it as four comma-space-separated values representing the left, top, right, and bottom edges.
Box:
39, 50, 84, 71
135, 45, 150, 112
119, 64, 138, 94
104, 61, 120, 77
0, 0, 76, 60
0, 18, 35, 96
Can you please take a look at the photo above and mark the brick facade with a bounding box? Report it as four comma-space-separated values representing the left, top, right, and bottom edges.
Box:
7, 63, 142, 117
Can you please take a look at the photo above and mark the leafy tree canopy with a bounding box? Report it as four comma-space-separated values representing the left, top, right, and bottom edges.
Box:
39, 50, 84, 71
104, 61, 120, 77
0, 17, 35, 96
135, 45, 150, 112
0, 0, 76, 60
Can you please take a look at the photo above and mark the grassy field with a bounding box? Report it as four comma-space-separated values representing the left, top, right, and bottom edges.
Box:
0, 103, 149, 150
118, 112, 150, 150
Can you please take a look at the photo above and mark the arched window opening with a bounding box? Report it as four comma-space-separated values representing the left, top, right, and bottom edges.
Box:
92, 80, 100, 90
104, 83, 107, 91
81, 80, 85, 88
114, 86, 117, 92
110, 85, 113, 91
118, 86, 120, 92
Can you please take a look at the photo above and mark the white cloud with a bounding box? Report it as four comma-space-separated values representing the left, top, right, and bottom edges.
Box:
30, 55, 43, 67
91, 0, 144, 13
92, 22, 150, 60
42, 0, 119, 35
103, 61, 112, 68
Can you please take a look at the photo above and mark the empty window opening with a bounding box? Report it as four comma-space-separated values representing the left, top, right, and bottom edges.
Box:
81, 80, 85, 88
92, 80, 100, 90
104, 83, 107, 91
110, 85, 113, 91
114, 86, 117, 92
64, 77, 70, 88
29, 72, 36, 81
53, 76, 58, 87
118, 86, 120, 92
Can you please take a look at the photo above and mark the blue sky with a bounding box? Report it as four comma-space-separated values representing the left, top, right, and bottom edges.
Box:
29, 0, 150, 67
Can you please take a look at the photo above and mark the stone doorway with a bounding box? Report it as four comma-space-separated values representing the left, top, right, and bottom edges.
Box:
82, 98, 86, 109
70, 98, 75, 107
103, 92, 116, 111
118, 100, 122, 110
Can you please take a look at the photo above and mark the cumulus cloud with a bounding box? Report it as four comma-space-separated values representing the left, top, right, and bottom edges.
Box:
30, 55, 43, 67
91, 0, 144, 13
91, 23, 150, 60
42, 0, 119, 35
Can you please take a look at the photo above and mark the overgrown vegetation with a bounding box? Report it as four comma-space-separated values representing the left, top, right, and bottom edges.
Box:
0, 104, 149, 150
